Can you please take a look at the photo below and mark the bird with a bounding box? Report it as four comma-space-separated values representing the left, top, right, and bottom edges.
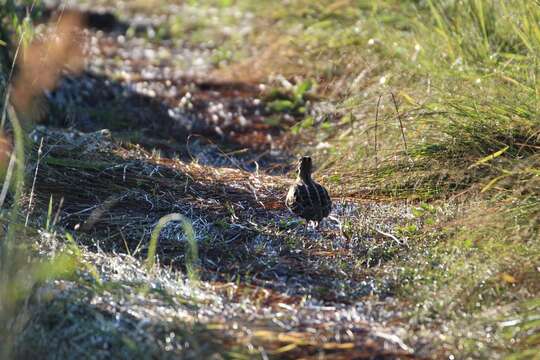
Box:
286, 156, 332, 229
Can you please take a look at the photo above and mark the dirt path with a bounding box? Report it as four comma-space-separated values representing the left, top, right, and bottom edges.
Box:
20, 3, 430, 359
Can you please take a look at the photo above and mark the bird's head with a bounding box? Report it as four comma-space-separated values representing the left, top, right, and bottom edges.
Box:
297, 156, 313, 181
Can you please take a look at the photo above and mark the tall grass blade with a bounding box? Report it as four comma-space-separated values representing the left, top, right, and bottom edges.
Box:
45, 195, 53, 232
146, 213, 198, 281
470, 146, 510, 168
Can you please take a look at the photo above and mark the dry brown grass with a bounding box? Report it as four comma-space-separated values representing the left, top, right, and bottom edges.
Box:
211, 32, 301, 84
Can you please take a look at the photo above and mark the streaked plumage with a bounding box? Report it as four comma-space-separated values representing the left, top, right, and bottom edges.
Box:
286, 156, 331, 227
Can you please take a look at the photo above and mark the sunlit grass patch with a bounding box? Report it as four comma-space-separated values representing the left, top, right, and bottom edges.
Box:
14, 250, 243, 359
395, 206, 540, 356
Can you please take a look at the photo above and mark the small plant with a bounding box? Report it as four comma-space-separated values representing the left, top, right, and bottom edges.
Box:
395, 224, 418, 237
266, 79, 314, 116
290, 116, 315, 135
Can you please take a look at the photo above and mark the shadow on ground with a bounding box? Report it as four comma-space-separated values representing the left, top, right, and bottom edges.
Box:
45, 69, 294, 172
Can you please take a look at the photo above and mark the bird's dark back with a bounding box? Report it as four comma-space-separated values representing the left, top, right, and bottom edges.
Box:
287, 180, 331, 222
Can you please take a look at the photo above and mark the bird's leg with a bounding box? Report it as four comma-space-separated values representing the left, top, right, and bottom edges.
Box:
315, 221, 321, 230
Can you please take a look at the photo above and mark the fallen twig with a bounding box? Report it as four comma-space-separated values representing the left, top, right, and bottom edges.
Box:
374, 227, 409, 248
